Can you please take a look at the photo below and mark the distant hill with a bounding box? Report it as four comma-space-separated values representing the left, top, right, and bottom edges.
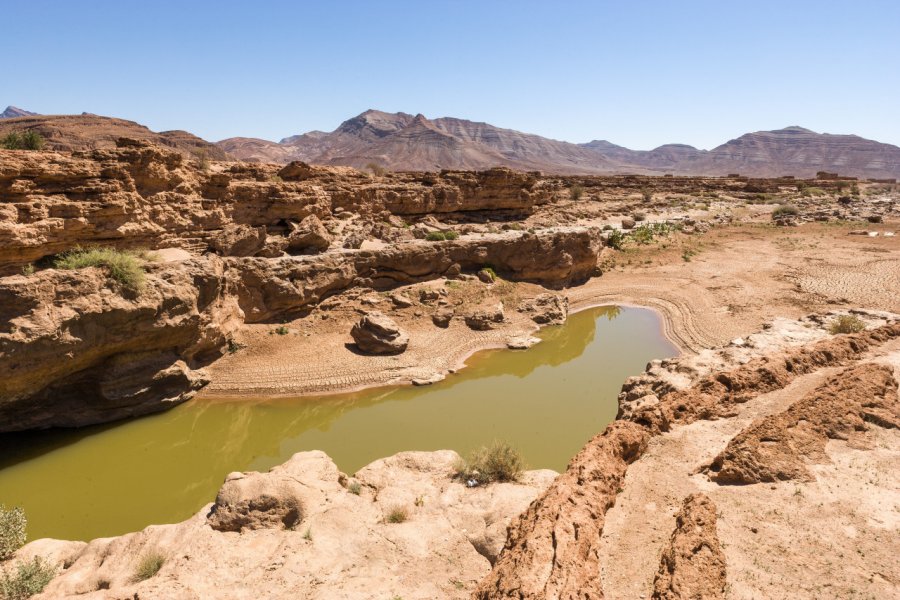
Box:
0, 112, 227, 160
219, 110, 900, 178
0, 105, 38, 119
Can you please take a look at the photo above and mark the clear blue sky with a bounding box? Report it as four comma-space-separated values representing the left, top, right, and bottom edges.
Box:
4, 0, 899, 149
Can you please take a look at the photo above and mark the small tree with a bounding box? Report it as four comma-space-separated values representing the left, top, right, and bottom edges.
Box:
366, 162, 386, 177
569, 184, 584, 201
0, 131, 44, 151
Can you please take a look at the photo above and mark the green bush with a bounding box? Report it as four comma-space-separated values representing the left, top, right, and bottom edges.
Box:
444, 230, 459, 240
0, 131, 44, 151
455, 441, 523, 485
132, 551, 165, 582
425, 231, 446, 241
274, 325, 289, 335
828, 315, 865, 335
0, 557, 56, 600
0, 506, 26, 561
569, 184, 584, 201
772, 204, 799, 218
53, 247, 147, 293
606, 229, 626, 250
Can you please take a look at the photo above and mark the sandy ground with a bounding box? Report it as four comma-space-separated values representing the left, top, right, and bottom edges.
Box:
597, 338, 900, 600
203, 221, 900, 398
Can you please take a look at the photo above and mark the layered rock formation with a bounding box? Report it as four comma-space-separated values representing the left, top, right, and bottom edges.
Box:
0, 140, 601, 431
14, 450, 557, 599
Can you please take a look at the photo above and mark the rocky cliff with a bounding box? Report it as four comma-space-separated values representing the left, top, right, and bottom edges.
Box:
0, 140, 600, 431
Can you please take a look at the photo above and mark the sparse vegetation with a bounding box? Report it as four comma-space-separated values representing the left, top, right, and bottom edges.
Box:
274, 325, 289, 335
385, 506, 408, 524
0, 506, 26, 561
20, 264, 34, 276
0, 557, 56, 600
0, 131, 44, 151
132, 551, 165, 582
53, 247, 148, 293
226, 339, 246, 354
569, 184, 584, 201
425, 230, 459, 242
606, 229, 626, 250
829, 314, 865, 335
479, 266, 497, 282
302, 528, 313, 541
455, 440, 523, 485
194, 148, 210, 172
641, 188, 652, 203
366, 162, 386, 177
347, 481, 361, 495
772, 204, 799, 218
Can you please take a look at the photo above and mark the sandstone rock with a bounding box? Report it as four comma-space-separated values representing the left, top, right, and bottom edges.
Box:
432, 307, 454, 328
350, 311, 409, 354
287, 215, 332, 253
506, 335, 541, 349
477, 268, 496, 283
22, 449, 556, 599
209, 224, 267, 257
651, 493, 727, 600
621, 217, 636, 229
465, 303, 505, 330
389, 292, 414, 308
519, 293, 568, 325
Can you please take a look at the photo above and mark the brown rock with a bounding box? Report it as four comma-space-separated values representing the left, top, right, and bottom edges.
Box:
209, 224, 267, 257
350, 311, 409, 354
432, 307, 454, 328
705, 362, 899, 484
651, 493, 727, 600
464, 303, 505, 330
520, 293, 568, 325
287, 215, 332, 253
621, 217, 636, 229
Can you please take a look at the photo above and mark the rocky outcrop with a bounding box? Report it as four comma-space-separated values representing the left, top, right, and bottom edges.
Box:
13, 450, 556, 599
651, 494, 727, 600
0, 141, 553, 275
0, 257, 241, 431
350, 312, 409, 355
705, 362, 899, 484
477, 313, 900, 598
519, 293, 568, 325
464, 303, 506, 331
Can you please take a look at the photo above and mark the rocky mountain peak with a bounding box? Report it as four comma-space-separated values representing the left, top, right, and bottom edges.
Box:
0, 105, 38, 119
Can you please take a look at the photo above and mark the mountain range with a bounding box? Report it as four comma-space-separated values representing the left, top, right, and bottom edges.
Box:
5, 106, 900, 178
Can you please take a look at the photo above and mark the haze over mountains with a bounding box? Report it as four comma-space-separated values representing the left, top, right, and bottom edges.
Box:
5, 105, 900, 178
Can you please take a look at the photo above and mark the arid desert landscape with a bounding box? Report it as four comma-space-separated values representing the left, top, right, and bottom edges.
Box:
2, 3, 900, 599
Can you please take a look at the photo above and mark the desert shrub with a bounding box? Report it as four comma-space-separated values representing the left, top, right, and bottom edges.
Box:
641, 188, 652, 203
828, 315, 865, 335
0, 557, 56, 600
771, 204, 799, 218
479, 266, 497, 282
347, 481, 361, 495
425, 230, 457, 241
633, 212, 646, 222
569, 184, 584, 201
274, 325, 289, 335
0, 131, 44, 151
366, 162, 386, 177
0, 506, 26, 561
606, 229, 626, 250
444, 230, 459, 240
20, 264, 34, 276
455, 440, 523, 485
194, 149, 209, 171
385, 506, 408, 524
54, 247, 147, 293
132, 551, 165, 582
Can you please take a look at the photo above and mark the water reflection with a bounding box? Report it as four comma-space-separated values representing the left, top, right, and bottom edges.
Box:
0, 305, 676, 541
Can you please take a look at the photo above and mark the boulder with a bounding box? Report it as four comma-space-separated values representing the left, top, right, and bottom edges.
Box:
432, 307, 454, 328
209, 224, 267, 257
621, 217, 636, 229
520, 293, 568, 325
464, 303, 505, 331
287, 215, 332, 253
350, 311, 409, 354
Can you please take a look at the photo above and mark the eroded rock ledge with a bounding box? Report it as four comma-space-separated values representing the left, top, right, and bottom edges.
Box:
14, 450, 556, 599
476, 310, 900, 599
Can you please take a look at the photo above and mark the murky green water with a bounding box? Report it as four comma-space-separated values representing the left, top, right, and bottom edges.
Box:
0, 306, 676, 542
